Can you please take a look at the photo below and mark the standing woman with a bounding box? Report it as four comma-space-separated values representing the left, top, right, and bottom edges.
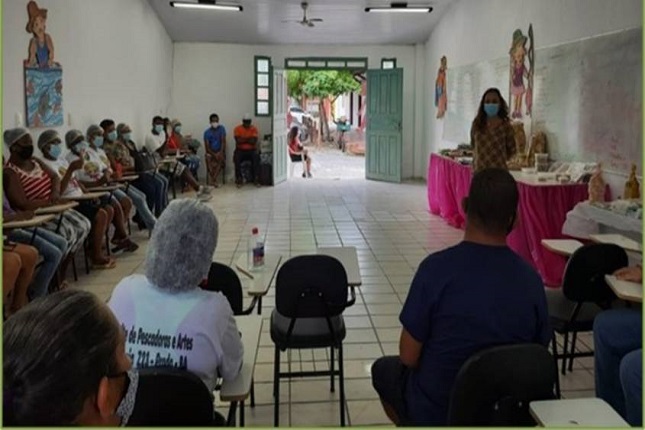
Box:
470, 88, 516, 172
288, 126, 312, 178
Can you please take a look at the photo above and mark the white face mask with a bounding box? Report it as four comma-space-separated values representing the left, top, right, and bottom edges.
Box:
211, 122, 219, 129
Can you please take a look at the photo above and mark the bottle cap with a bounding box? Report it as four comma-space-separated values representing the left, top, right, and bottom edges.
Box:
252, 227, 259, 234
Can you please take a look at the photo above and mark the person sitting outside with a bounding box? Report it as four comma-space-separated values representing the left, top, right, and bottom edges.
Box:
98, 120, 157, 232
167, 119, 200, 180
594, 265, 642, 427
3, 128, 91, 279
3, 240, 38, 317
38, 130, 116, 269
371, 168, 550, 426
144, 116, 211, 201
204, 113, 227, 187
233, 113, 260, 188
65, 129, 138, 253
108, 199, 243, 392
4, 194, 67, 297
288, 126, 312, 178
114, 123, 169, 217
3, 290, 136, 426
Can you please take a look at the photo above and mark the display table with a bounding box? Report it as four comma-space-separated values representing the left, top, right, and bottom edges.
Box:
562, 201, 642, 243
427, 154, 600, 286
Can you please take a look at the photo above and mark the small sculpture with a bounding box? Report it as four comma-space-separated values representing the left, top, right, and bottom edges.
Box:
624, 164, 641, 199
527, 131, 548, 167
588, 163, 606, 203
25, 1, 57, 68
507, 121, 528, 170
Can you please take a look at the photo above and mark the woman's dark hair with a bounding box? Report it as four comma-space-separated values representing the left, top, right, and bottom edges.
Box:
152, 115, 163, 124
288, 126, 299, 141
464, 168, 518, 235
99, 118, 115, 130
3, 290, 121, 426
209, 113, 219, 122
472, 87, 510, 132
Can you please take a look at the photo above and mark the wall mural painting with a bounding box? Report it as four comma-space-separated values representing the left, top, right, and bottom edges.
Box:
435, 55, 448, 119
509, 24, 534, 119
23, 1, 63, 127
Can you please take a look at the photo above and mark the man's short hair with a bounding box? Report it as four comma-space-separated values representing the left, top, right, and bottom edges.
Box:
152, 116, 163, 124
464, 168, 518, 235
99, 119, 115, 130
209, 113, 219, 122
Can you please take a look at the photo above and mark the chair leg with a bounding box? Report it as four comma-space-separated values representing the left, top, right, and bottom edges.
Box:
240, 401, 245, 427
339, 344, 346, 427
84, 240, 90, 275
250, 379, 255, 407
71, 252, 78, 282
274, 346, 280, 426
561, 331, 569, 375
568, 331, 578, 371
552, 334, 561, 399
330, 346, 335, 393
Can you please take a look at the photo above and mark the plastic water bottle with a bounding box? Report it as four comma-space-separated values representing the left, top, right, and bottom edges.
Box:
248, 227, 265, 269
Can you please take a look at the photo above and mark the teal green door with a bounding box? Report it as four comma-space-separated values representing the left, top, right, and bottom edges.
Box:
365, 68, 403, 182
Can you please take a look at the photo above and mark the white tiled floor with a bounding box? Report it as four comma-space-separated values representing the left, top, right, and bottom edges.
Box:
70, 178, 595, 427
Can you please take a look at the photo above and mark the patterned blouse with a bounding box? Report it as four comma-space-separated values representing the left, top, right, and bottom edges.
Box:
104, 140, 135, 169
470, 120, 516, 172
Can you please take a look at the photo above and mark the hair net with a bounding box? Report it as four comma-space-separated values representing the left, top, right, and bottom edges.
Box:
3, 128, 29, 147
65, 129, 84, 148
37, 130, 60, 149
86, 124, 103, 141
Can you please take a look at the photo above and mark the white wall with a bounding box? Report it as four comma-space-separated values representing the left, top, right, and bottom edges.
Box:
423, 0, 642, 194
2, 0, 173, 156
170, 43, 423, 180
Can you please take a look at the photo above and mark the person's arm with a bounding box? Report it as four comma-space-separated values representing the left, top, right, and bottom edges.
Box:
27, 38, 37, 66
3, 169, 50, 210
217, 301, 244, 381
58, 158, 84, 194
4, 210, 35, 222
46, 33, 55, 66
399, 328, 423, 368
614, 266, 643, 283
34, 158, 61, 201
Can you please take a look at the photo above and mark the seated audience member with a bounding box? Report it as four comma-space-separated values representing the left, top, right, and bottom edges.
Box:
4, 195, 67, 296
98, 120, 157, 232
204, 113, 227, 187
114, 123, 169, 217
594, 265, 642, 427
167, 119, 200, 179
371, 168, 550, 426
65, 129, 138, 253
109, 199, 243, 392
233, 114, 260, 188
3, 128, 91, 276
288, 125, 312, 178
38, 130, 116, 269
3, 290, 136, 426
3, 241, 38, 316
144, 116, 211, 201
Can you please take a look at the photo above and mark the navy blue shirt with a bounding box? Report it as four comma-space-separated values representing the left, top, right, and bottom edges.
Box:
203, 125, 226, 152
400, 241, 550, 425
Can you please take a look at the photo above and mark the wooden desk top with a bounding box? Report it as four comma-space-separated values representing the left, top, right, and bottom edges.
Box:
64, 191, 109, 201
219, 315, 263, 402
115, 175, 139, 182
86, 184, 123, 192
3, 214, 56, 229
541, 239, 584, 257
34, 201, 79, 215
590, 234, 642, 253
530, 398, 629, 427
235, 254, 282, 296
317, 246, 363, 287
605, 275, 643, 303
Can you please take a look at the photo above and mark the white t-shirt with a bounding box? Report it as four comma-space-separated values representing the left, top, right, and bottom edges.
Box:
144, 132, 166, 155
66, 148, 108, 183
108, 275, 244, 391
41, 157, 84, 198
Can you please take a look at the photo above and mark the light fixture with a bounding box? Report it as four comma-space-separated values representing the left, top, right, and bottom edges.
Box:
170, 0, 243, 12
365, 2, 432, 13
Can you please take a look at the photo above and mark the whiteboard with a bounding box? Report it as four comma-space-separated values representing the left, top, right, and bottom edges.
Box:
443, 28, 642, 175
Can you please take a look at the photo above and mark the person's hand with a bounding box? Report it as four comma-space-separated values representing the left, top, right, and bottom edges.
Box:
69, 157, 84, 171
216, 152, 224, 161
614, 266, 643, 283
15, 210, 35, 221
48, 198, 67, 206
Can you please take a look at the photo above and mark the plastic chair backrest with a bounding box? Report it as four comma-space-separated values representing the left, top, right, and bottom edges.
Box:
447, 343, 556, 426
128, 367, 215, 426
206, 262, 244, 315
562, 243, 628, 303
275, 255, 348, 319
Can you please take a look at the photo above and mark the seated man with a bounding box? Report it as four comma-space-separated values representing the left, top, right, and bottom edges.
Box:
594, 265, 642, 427
233, 114, 260, 188
204, 113, 227, 187
371, 168, 550, 426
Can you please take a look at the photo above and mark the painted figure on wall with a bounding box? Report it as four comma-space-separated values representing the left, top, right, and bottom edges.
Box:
23, 1, 63, 127
509, 26, 533, 119
435, 56, 448, 119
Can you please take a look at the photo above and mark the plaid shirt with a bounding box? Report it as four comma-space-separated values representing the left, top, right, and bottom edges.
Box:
471, 121, 516, 172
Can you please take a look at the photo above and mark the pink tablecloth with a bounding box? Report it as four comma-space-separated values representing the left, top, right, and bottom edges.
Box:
427, 153, 592, 287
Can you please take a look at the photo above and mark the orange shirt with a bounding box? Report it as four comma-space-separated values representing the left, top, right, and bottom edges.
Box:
234, 125, 259, 151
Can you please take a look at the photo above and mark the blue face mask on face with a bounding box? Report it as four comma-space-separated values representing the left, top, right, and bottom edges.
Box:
154, 124, 164, 134
49, 143, 62, 159
123, 132, 132, 142
74, 141, 89, 154
174, 126, 182, 134
94, 136, 104, 147
484, 103, 500, 117
107, 131, 118, 142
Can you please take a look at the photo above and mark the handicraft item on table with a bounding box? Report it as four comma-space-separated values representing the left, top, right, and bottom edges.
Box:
623, 164, 641, 199
588, 163, 606, 203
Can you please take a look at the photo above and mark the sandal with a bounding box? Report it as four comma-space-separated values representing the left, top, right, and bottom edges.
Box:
112, 239, 139, 253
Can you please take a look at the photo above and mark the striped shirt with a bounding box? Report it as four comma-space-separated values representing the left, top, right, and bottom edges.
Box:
5, 161, 52, 201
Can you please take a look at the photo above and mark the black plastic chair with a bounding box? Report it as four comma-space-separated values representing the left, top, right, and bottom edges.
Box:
128, 367, 224, 426
447, 344, 556, 426
271, 255, 355, 427
548, 243, 627, 396
206, 262, 257, 315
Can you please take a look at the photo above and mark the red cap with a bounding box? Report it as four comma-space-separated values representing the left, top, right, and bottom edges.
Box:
252, 227, 259, 234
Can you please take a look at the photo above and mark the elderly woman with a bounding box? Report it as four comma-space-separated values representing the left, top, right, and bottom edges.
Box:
109, 199, 243, 392
167, 119, 201, 180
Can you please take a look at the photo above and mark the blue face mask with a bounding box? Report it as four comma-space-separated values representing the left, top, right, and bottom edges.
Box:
107, 131, 118, 142
94, 136, 104, 147
174, 126, 182, 134
484, 103, 500, 118
123, 132, 132, 142
154, 124, 164, 134
49, 144, 62, 159
74, 141, 89, 153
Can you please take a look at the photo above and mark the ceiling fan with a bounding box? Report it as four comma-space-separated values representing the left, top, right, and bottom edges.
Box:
281, 2, 323, 27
